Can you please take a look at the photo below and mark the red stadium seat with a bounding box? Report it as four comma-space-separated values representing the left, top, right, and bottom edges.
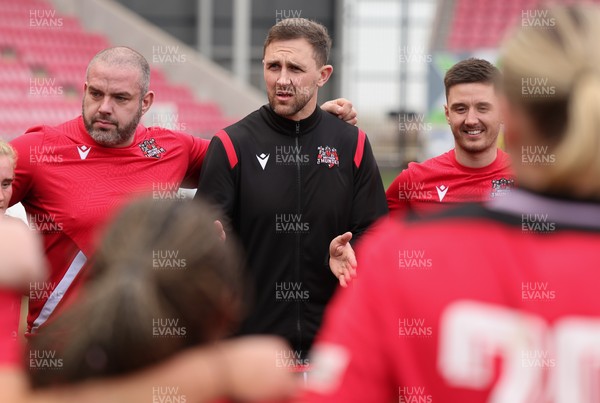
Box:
446, 0, 600, 51
0, 0, 235, 139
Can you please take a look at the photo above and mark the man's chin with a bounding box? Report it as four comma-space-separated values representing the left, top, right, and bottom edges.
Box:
270, 103, 297, 117
89, 131, 116, 146
461, 141, 495, 154
89, 130, 131, 147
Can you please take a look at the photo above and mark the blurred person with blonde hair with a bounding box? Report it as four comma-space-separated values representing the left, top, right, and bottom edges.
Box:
0, 140, 45, 382
304, 5, 600, 402
0, 140, 46, 400
0, 140, 46, 287
0, 140, 16, 216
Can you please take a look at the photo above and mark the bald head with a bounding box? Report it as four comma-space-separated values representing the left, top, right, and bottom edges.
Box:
86, 47, 150, 95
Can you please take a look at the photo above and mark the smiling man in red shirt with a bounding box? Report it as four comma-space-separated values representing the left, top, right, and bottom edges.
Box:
386, 58, 515, 217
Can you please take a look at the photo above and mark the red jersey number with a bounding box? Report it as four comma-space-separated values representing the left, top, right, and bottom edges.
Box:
438, 300, 600, 403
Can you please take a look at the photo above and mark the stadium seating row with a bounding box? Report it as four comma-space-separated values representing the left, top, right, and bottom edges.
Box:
0, 0, 230, 139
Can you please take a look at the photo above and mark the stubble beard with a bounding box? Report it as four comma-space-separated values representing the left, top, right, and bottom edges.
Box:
268, 86, 314, 119
82, 102, 142, 147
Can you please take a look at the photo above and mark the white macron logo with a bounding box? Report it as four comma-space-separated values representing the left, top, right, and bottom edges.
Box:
77, 145, 91, 160
436, 185, 448, 202
256, 153, 269, 170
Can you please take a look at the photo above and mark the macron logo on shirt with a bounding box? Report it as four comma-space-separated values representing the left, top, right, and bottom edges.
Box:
256, 153, 269, 170
436, 185, 448, 202
77, 145, 91, 160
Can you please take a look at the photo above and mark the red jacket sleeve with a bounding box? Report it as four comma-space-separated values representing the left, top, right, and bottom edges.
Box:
348, 132, 388, 242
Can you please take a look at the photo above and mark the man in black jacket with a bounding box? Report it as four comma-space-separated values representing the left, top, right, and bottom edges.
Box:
197, 18, 388, 362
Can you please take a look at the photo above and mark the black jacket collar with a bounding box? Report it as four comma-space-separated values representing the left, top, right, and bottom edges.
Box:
260, 104, 322, 136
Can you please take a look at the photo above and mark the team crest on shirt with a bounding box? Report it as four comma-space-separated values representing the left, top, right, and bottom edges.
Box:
139, 138, 166, 159
490, 178, 515, 198
316, 146, 339, 168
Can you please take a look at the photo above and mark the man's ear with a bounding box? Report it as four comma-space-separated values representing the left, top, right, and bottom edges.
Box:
141, 91, 155, 115
444, 104, 450, 123
317, 65, 333, 87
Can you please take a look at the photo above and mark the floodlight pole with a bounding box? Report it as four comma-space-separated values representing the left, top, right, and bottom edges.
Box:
197, 0, 213, 59
232, 0, 251, 84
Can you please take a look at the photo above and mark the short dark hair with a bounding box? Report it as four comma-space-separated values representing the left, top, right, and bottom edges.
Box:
444, 58, 501, 99
263, 18, 332, 67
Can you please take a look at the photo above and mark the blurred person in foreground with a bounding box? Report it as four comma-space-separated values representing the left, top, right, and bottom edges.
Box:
197, 17, 387, 362
0, 140, 46, 397
386, 58, 515, 218
0, 141, 46, 285
0, 140, 45, 390
0, 140, 15, 217
0, 141, 295, 402
7, 45, 357, 336
0, 145, 292, 402
22, 198, 296, 402
304, 4, 600, 402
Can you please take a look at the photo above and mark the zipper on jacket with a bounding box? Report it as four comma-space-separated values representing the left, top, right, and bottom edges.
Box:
294, 121, 303, 357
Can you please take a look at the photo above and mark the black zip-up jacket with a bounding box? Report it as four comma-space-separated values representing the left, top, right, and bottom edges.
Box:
197, 105, 388, 357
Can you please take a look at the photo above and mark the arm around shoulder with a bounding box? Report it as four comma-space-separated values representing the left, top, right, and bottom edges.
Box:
25, 336, 297, 403
181, 134, 210, 188
195, 132, 238, 222
321, 98, 357, 126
